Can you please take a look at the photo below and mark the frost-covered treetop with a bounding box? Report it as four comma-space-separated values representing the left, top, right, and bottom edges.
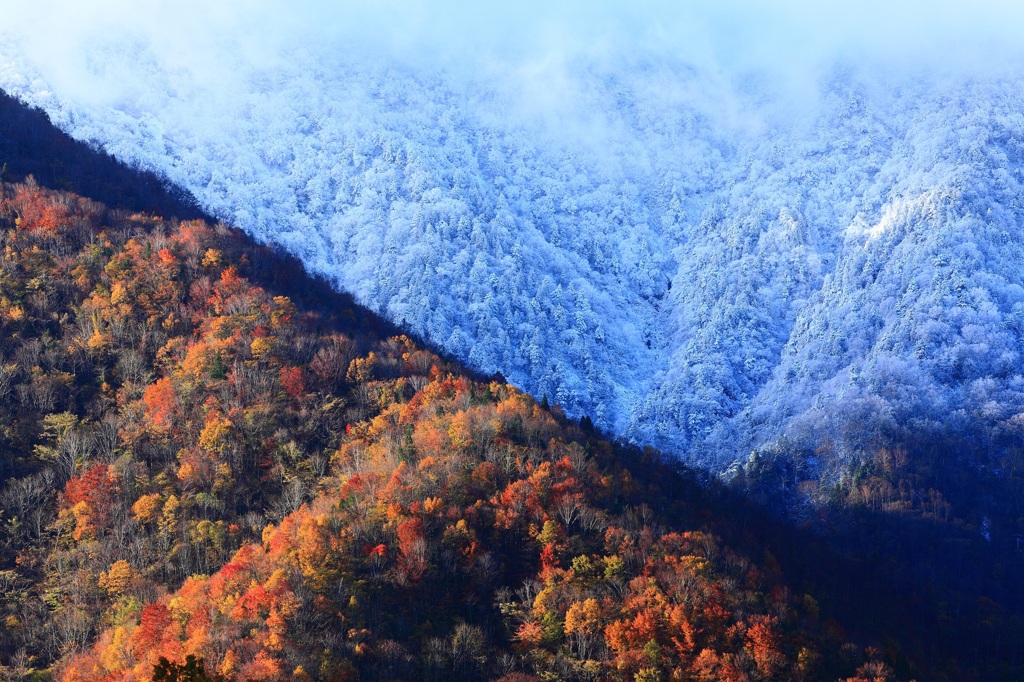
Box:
2, 29, 1024, 470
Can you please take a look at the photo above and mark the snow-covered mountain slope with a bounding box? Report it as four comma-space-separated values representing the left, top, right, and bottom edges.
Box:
3, 42, 1024, 469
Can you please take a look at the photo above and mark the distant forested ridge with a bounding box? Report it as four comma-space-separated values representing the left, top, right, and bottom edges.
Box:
0, 90, 204, 221
3, 57, 1024, 473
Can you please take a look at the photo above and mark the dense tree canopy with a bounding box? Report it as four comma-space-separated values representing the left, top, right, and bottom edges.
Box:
0, 168, 1021, 681
0, 180, 910, 681
6, 55, 1024, 471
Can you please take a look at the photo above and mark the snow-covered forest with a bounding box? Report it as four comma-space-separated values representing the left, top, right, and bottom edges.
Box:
2, 34, 1024, 470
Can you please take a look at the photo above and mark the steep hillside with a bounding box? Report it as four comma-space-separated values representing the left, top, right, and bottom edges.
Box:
0, 97, 1021, 680
0, 180, 894, 681
3, 51, 1023, 470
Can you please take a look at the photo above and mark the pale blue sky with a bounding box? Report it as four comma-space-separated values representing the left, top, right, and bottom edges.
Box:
2, 0, 1022, 117
5, 0, 1023, 69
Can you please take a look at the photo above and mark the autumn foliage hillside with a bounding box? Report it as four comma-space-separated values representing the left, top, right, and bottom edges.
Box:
0, 180, 902, 681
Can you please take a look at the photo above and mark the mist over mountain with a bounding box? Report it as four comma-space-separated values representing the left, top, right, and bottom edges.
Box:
3, 3, 1024, 470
